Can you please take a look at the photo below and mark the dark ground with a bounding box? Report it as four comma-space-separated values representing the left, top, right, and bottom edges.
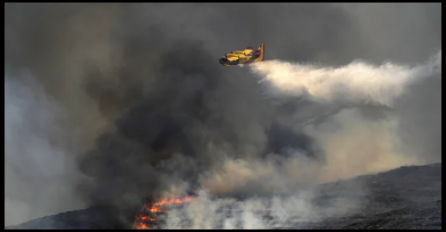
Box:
5, 163, 441, 229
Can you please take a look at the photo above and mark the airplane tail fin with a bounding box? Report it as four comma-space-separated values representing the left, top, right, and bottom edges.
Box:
260, 43, 265, 61
253, 43, 265, 62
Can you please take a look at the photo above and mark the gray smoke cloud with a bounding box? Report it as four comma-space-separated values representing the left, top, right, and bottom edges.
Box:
5, 3, 441, 228
5, 74, 89, 225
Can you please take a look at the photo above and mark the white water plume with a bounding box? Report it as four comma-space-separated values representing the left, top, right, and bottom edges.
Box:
250, 51, 441, 107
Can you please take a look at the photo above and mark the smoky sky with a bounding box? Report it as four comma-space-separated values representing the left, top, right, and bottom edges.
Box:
5, 2, 441, 226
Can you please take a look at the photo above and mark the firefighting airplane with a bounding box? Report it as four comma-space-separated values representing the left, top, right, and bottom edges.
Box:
219, 43, 265, 66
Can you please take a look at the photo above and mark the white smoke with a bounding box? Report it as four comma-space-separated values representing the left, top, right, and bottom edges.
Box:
250, 51, 441, 107
164, 189, 360, 229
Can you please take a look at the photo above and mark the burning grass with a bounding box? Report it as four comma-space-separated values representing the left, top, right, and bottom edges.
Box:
133, 196, 195, 229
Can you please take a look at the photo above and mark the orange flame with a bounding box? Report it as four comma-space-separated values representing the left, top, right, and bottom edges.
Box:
135, 216, 156, 221
133, 196, 196, 230
133, 222, 149, 230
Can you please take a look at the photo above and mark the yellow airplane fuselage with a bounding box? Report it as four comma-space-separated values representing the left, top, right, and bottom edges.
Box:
219, 43, 265, 66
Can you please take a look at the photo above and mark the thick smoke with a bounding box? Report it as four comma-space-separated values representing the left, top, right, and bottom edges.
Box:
5, 3, 441, 228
